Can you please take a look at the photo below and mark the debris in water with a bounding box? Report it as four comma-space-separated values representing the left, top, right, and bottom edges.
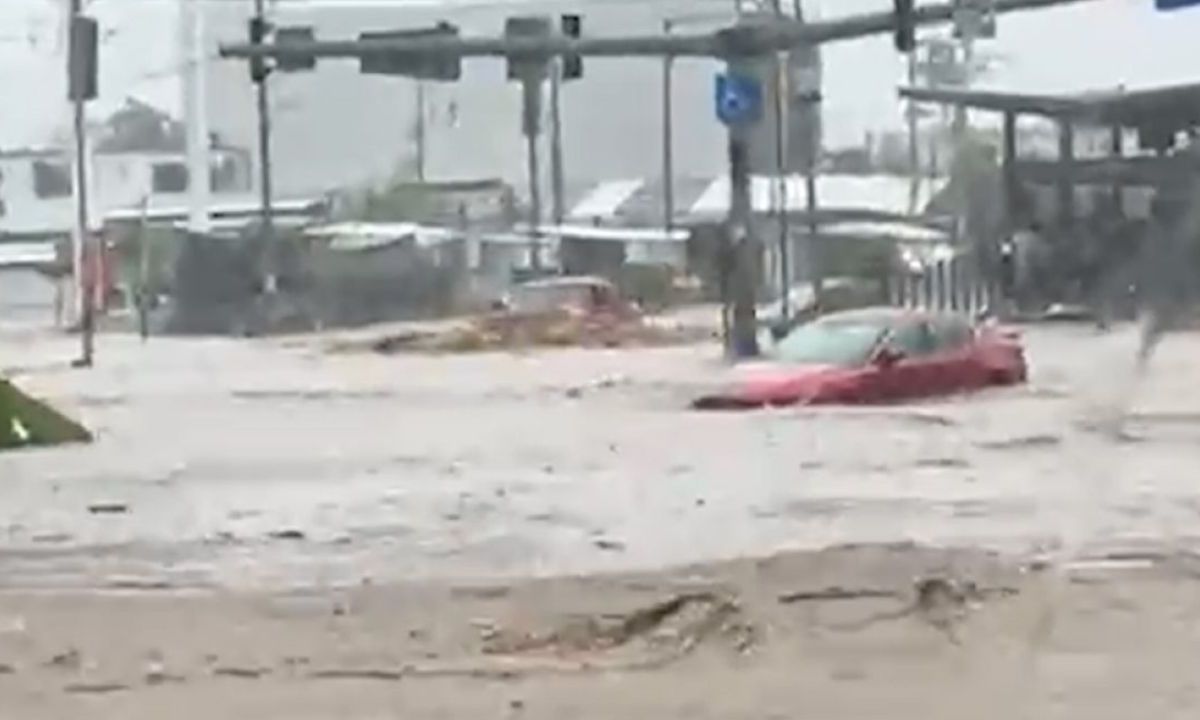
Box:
30, 532, 72, 544
63, 682, 129, 695
481, 592, 739, 657
778, 587, 900, 604
46, 649, 81, 670
213, 666, 269, 679
593, 538, 626, 552
914, 457, 970, 469
975, 434, 1062, 451
267, 529, 306, 541
308, 667, 405, 681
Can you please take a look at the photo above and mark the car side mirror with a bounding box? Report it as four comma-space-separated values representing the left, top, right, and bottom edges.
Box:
871, 345, 904, 369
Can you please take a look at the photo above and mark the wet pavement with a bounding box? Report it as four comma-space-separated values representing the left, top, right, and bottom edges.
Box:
2, 321, 1199, 590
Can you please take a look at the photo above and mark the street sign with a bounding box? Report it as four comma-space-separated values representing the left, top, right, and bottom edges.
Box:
715, 72, 762, 126
1156, 0, 1200, 9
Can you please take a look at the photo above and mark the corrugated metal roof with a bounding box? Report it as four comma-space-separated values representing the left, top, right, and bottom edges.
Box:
821, 220, 949, 243
104, 197, 326, 223
0, 242, 57, 268
530, 224, 689, 244
689, 174, 947, 218
305, 222, 458, 251
568, 179, 645, 220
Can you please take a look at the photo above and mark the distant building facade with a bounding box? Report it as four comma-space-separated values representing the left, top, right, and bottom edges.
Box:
0, 100, 253, 241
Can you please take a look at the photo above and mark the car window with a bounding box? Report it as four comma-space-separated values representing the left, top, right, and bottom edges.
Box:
933, 316, 974, 351
888, 320, 937, 358
774, 319, 888, 367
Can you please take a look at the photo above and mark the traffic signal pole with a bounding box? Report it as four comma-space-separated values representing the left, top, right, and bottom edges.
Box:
521, 75, 544, 271
69, 0, 93, 368
728, 123, 759, 358
252, 0, 277, 294
550, 59, 566, 226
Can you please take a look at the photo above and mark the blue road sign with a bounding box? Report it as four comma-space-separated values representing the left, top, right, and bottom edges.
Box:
1157, 0, 1200, 9
715, 72, 763, 127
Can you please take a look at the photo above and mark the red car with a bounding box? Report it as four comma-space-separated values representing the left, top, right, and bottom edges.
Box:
693, 307, 1026, 409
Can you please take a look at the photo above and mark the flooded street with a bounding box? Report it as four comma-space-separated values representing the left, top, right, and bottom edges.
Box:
3, 322, 1199, 588
7, 323, 1200, 718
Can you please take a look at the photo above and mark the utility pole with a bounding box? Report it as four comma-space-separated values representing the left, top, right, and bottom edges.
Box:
68, 0, 94, 368
727, 121, 759, 357
183, 0, 212, 237
769, 0, 791, 321
661, 19, 675, 234
136, 196, 151, 341
251, 0, 276, 293
803, 137, 820, 303
521, 76, 543, 271
906, 44, 921, 213
549, 59, 565, 226
414, 82, 427, 181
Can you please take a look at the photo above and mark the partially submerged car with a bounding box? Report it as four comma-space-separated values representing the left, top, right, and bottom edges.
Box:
694, 307, 1026, 409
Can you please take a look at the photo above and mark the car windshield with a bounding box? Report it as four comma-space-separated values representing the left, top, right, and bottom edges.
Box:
773, 319, 888, 367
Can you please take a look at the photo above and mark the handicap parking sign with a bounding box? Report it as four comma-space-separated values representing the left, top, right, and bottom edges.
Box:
715, 72, 762, 127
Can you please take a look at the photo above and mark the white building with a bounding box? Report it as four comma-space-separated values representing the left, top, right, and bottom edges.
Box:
0, 146, 252, 240
0, 101, 253, 241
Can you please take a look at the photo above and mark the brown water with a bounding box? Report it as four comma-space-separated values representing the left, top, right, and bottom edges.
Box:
1, 322, 1198, 590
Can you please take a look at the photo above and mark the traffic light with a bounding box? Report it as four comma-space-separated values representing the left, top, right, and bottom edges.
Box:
505, 16, 552, 82
276, 26, 316, 73
248, 17, 271, 83
68, 15, 99, 101
952, 0, 997, 40
893, 0, 916, 53
359, 23, 461, 81
560, 14, 582, 81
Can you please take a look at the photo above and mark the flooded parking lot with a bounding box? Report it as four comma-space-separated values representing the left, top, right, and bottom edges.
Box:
2, 322, 1199, 589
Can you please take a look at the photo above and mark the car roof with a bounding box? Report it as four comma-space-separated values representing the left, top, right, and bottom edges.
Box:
518, 275, 612, 290
816, 306, 969, 327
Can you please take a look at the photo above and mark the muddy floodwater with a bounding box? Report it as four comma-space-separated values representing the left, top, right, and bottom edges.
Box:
7, 322, 1200, 719
2, 321, 1198, 590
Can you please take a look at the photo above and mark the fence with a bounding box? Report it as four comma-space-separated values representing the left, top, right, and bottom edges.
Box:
887, 254, 998, 317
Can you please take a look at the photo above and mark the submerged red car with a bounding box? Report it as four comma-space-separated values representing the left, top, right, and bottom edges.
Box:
694, 307, 1026, 409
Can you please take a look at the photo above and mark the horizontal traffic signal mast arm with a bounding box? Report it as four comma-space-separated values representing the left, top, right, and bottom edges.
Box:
798, 0, 1095, 45
220, 31, 719, 62
218, 0, 1100, 63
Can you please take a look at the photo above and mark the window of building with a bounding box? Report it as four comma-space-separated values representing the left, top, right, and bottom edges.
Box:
209, 155, 242, 193
152, 162, 189, 194
32, 161, 72, 199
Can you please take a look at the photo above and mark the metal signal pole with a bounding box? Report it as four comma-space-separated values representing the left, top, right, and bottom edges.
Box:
661, 19, 675, 235
253, 0, 277, 293
414, 82, 427, 181
549, 59, 566, 226
69, 0, 94, 368
521, 76, 543, 271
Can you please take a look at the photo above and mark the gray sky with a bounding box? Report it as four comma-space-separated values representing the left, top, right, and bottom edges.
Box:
3, 1, 1199, 162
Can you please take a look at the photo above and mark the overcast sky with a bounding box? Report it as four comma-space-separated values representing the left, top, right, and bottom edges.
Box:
3, 0, 1199, 152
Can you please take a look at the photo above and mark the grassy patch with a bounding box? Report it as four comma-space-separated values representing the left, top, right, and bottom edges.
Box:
0, 379, 92, 451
